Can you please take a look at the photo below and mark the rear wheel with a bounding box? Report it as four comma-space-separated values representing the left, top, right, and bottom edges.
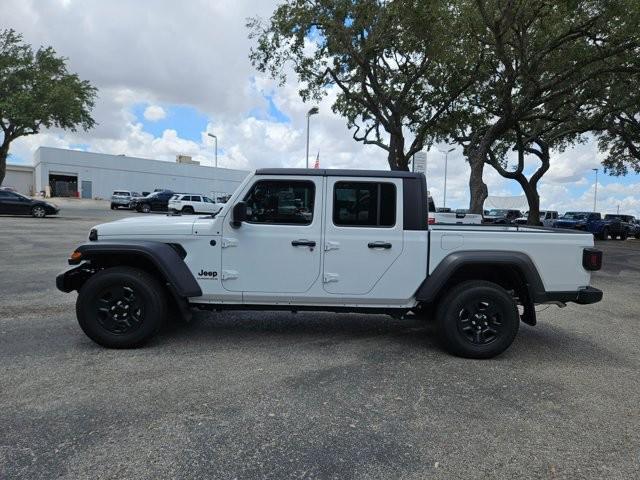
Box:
76, 267, 166, 348
31, 205, 46, 218
182, 206, 195, 214
599, 227, 609, 240
435, 280, 519, 359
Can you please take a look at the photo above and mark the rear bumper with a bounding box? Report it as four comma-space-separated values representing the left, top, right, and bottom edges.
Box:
539, 286, 603, 305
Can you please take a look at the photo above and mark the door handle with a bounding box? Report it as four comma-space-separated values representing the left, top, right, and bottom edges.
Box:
368, 241, 392, 249
291, 239, 316, 247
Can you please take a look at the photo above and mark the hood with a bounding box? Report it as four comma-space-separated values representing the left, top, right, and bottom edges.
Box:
95, 214, 197, 237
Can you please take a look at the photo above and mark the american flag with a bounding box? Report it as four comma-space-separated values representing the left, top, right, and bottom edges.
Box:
313, 152, 320, 169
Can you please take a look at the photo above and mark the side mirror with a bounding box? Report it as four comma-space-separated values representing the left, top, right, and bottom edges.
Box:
231, 201, 247, 228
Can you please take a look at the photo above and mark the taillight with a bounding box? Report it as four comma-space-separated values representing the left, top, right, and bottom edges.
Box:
582, 248, 602, 271
428, 217, 436, 225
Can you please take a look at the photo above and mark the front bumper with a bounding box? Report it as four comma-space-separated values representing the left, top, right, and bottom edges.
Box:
540, 286, 603, 305
56, 264, 91, 292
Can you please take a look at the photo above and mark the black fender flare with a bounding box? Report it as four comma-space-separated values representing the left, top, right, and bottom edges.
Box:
415, 250, 546, 304
57, 240, 202, 298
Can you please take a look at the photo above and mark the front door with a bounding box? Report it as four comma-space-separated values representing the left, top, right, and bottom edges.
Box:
221, 176, 322, 293
323, 178, 404, 295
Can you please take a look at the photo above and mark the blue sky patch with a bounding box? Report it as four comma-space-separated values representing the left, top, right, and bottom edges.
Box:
132, 103, 208, 142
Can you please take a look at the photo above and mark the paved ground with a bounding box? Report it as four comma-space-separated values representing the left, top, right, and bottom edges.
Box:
1, 202, 639, 479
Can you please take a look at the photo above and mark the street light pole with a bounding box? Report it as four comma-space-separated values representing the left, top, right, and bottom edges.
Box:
207, 133, 218, 168
439, 147, 455, 208
592, 168, 599, 212
305, 107, 319, 168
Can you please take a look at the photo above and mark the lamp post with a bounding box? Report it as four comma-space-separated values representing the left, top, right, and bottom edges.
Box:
207, 133, 218, 168
439, 147, 455, 208
305, 106, 319, 168
592, 168, 599, 212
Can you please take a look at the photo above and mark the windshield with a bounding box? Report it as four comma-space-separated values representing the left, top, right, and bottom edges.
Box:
561, 212, 588, 220
487, 209, 507, 216
113, 191, 130, 196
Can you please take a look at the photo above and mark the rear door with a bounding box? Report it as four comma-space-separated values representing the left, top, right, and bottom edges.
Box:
323, 178, 404, 294
221, 176, 322, 294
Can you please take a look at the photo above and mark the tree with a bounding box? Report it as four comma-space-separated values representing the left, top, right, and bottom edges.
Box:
248, 0, 481, 170
0, 29, 97, 185
454, 0, 640, 213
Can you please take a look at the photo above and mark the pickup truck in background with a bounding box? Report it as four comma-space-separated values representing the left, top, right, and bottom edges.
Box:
57, 168, 603, 359
427, 193, 482, 225
515, 210, 559, 227
554, 212, 625, 240
482, 209, 523, 224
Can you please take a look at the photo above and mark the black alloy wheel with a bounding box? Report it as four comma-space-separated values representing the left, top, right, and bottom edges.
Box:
436, 280, 519, 359
94, 285, 144, 334
76, 266, 166, 348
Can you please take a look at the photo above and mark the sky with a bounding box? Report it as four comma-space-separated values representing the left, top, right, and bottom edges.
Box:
2, 0, 639, 216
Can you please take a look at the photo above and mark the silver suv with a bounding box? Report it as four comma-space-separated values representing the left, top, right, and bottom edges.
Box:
110, 190, 139, 210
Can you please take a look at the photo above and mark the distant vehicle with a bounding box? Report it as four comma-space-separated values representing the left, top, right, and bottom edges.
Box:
427, 193, 482, 225
632, 219, 640, 239
0, 186, 18, 192
604, 214, 636, 239
110, 190, 140, 210
141, 191, 150, 197
553, 212, 625, 240
131, 190, 175, 213
515, 210, 559, 227
168, 194, 223, 215
483, 209, 523, 224
0, 190, 59, 218
436, 207, 452, 213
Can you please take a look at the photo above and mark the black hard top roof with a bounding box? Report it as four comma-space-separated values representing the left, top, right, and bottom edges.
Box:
255, 168, 424, 179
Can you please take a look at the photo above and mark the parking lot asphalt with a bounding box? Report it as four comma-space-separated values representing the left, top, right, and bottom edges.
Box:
1, 203, 639, 479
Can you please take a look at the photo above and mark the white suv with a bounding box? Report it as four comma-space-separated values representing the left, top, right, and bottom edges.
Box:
168, 194, 222, 215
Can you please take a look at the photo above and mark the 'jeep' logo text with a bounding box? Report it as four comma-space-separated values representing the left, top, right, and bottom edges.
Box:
198, 269, 218, 279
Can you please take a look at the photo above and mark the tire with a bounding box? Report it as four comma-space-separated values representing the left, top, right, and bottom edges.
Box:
110, 204, 118, 210
599, 227, 609, 241
621, 230, 628, 240
76, 266, 166, 348
31, 205, 46, 218
182, 206, 195, 215
435, 280, 519, 359
140, 203, 151, 213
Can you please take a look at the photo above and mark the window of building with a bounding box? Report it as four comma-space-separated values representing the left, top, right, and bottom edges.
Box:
333, 182, 396, 227
243, 180, 315, 225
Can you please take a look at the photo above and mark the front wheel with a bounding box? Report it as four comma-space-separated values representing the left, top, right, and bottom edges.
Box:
599, 227, 609, 241
31, 205, 46, 218
140, 203, 151, 213
435, 280, 519, 359
76, 267, 166, 348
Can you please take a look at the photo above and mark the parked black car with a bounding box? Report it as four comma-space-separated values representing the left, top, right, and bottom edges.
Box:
483, 209, 523, 224
131, 190, 175, 213
0, 190, 59, 217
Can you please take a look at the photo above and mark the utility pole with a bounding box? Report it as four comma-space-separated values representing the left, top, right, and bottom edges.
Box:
305, 107, 319, 168
592, 168, 599, 212
439, 147, 455, 208
207, 133, 218, 168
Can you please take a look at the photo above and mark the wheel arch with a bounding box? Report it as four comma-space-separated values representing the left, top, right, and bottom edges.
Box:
58, 241, 201, 298
415, 251, 545, 322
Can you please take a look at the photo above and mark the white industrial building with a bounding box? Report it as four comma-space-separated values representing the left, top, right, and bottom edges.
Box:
4, 147, 249, 199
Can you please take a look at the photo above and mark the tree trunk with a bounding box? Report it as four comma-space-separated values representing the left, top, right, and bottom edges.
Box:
512, 174, 541, 226
387, 133, 409, 171
0, 139, 10, 187
468, 152, 488, 214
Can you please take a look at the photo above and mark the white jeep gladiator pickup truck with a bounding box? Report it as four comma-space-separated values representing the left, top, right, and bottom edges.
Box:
57, 169, 603, 358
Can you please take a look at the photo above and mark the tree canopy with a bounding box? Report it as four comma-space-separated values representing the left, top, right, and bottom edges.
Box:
0, 28, 97, 185
248, 0, 482, 170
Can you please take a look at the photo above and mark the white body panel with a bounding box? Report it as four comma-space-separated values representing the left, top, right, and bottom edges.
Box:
430, 212, 483, 224
90, 171, 595, 308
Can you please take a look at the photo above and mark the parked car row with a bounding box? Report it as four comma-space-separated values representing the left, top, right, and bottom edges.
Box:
110, 189, 223, 215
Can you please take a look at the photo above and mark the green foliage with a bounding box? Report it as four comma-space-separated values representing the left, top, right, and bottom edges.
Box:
0, 28, 97, 184
248, 0, 481, 170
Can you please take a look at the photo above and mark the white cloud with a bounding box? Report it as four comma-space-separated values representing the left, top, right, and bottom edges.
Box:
143, 105, 166, 122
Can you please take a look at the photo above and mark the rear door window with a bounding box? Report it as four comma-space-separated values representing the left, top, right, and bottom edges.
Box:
333, 182, 396, 227
191, 195, 202, 202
